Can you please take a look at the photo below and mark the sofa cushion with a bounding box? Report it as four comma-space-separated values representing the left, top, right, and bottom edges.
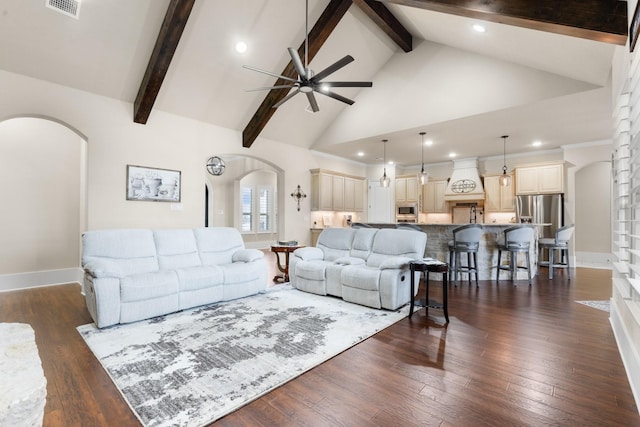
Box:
120, 271, 179, 302
194, 227, 245, 265
367, 229, 426, 268
175, 265, 224, 292
295, 260, 327, 281
317, 228, 356, 261
334, 257, 366, 266
154, 229, 201, 270
220, 263, 260, 284
341, 265, 381, 291
293, 247, 324, 261
350, 228, 378, 260
82, 229, 159, 277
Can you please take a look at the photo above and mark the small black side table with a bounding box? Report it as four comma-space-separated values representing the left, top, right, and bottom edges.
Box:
409, 260, 449, 323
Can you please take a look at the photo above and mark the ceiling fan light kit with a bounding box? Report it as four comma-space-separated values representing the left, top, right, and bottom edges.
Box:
243, 0, 372, 112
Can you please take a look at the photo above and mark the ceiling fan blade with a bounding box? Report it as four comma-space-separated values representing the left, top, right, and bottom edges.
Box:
288, 47, 308, 80
320, 81, 372, 88
317, 89, 354, 106
306, 92, 319, 112
245, 85, 296, 92
242, 65, 299, 83
312, 55, 354, 82
273, 89, 300, 109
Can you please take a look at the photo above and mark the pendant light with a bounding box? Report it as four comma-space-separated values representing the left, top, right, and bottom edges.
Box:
418, 132, 428, 185
380, 139, 391, 188
500, 135, 512, 186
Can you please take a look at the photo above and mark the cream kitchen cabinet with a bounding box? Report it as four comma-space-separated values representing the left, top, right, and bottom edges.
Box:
422, 180, 448, 213
515, 162, 564, 195
483, 174, 515, 212
343, 177, 364, 211
310, 169, 365, 212
395, 176, 419, 203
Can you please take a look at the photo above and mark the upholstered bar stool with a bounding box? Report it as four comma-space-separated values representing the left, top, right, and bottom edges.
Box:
448, 224, 483, 287
538, 224, 575, 280
496, 225, 534, 285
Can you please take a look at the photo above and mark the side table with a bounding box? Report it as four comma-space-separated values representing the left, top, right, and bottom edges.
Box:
270, 245, 304, 282
409, 259, 449, 323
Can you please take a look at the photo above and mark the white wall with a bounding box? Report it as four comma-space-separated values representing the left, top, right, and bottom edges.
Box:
0, 117, 84, 289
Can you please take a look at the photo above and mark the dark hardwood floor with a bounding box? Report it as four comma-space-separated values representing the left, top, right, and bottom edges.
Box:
1, 254, 638, 426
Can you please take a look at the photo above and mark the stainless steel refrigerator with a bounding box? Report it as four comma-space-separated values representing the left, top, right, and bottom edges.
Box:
515, 194, 564, 238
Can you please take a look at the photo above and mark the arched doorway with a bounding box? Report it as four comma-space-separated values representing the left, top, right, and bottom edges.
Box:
0, 116, 87, 290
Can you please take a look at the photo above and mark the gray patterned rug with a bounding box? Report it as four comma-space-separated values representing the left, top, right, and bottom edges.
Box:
77, 286, 409, 427
575, 300, 610, 312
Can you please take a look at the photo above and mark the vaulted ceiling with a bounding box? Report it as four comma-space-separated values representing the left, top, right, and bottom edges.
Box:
0, 0, 627, 166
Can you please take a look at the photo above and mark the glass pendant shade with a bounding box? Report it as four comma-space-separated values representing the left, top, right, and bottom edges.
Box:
380, 139, 390, 188
500, 135, 510, 187
417, 132, 428, 184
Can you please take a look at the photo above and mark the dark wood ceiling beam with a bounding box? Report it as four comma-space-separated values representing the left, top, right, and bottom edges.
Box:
242, 0, 353, 148
376, 0, 628, 45
133, 0, 196, 124
353, 0, 413, 52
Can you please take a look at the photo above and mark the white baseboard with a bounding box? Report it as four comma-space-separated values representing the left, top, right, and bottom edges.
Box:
0, 268, 83, 292
576, 251, 613, 269
610, 300, 640, 415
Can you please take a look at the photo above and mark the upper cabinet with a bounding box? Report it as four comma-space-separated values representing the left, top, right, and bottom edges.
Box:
422, 180, 448, 213
515, 162, 564, 195
310, 169, 365, 212
395, 176, 419, 203
483, 174, 515, 212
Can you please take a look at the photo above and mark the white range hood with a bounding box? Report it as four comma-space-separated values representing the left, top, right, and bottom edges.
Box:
444, 158, 485, 202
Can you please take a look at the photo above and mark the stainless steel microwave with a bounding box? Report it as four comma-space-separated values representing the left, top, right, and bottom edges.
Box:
396, 204, 417, 216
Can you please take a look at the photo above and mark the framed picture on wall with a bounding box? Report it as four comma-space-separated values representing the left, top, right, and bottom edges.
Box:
126, 165, 181, 202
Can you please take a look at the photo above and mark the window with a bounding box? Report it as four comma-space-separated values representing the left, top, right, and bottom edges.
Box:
241, 186, 252, 232
239, 184, 275, 234
258, 187, 270, 232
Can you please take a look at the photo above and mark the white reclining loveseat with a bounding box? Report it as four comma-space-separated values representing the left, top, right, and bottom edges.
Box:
289, 227, 427, 310
81, 227, 267, 328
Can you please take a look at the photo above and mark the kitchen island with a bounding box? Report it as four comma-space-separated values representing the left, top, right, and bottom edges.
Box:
366, 223, 540, 281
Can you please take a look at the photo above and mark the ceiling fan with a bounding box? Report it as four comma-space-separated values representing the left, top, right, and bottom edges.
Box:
243, 0, 372, 112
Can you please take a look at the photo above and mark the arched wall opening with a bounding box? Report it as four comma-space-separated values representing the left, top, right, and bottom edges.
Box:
0, 116, 88, 291
204, 154, 284, 249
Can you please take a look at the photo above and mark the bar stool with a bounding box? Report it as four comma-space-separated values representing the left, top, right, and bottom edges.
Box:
448, 224, 483, 287
538, 224, 575, 280
496, 225, 534, 285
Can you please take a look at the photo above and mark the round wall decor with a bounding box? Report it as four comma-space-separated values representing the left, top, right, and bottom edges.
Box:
206, 156, 225, 176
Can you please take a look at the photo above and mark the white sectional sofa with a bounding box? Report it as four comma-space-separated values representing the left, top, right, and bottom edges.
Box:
289, 227, 427, 310
81, 227, 268, 328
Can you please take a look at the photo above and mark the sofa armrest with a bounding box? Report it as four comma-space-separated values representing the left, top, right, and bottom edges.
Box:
232, 249, 264, 263
379, 256, 414, 270
83, 260, 124, 278
293, 247, 324, 261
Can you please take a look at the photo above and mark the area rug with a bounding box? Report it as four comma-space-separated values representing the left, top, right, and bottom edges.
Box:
575, 300, 610, 313
77, 286, 409, 427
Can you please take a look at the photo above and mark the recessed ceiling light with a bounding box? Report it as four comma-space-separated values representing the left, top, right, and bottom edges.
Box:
388, 161, 394, 165
357, 151, 365, 157
425, 139, 433, 146
449, 152, 457, 158
472, 24, 486, 33
235, 41, 248, 54
532, 140, 542, 147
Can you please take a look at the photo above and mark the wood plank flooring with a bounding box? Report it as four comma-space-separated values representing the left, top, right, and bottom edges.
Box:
1, 256, 638, 426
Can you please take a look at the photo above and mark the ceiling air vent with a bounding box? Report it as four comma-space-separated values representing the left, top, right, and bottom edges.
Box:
46, 0, 80, 19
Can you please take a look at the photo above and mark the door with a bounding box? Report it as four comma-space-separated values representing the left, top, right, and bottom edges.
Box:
368, 181, 392, 223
